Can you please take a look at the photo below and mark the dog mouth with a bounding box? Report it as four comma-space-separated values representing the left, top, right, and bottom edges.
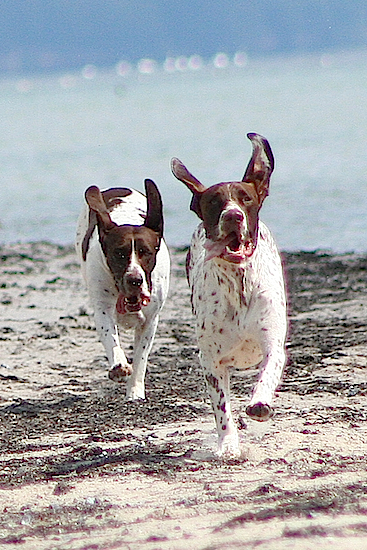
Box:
116, 294, 150, 314
205, 233, 255, 263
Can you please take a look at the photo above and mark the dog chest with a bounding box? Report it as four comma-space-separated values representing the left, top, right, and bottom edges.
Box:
190, 257, 254, 354
188, 222, 285, 363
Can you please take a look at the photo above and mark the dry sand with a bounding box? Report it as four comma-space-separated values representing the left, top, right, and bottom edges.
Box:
0, 242, 367, 549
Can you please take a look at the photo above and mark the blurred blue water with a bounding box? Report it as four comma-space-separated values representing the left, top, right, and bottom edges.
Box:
1, 49, 367, 252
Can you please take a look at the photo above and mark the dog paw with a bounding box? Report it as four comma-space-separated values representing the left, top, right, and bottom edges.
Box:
217, 444, 242, 461
126, 387, 145, 401
216, 435, 241, 460
246, 402, 273, 422
108, 363, 133, 382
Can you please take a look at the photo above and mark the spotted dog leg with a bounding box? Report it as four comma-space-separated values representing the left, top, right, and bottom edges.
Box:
246, 300, 287, 421
203, 360, 240, 458
231, 283, 286, 420
247, 343, 286, 421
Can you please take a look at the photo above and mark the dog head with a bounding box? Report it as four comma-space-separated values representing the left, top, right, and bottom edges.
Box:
171, 133, 274, 263
85, 180, 164, 314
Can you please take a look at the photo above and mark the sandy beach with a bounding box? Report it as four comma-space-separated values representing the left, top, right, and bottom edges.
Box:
1, 242, 367, 549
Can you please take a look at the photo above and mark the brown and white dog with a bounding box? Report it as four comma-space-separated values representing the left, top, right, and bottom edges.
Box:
171, 133, 287, 458
75, 180, 170, 400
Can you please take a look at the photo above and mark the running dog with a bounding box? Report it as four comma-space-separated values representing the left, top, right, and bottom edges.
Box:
75, 180, 170, 400
171, 133, 287, 457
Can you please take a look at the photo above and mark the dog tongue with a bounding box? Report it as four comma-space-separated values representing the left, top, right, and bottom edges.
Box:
115, 293, 151, 314
204, 236, 254, 262
204, 239, 229, 261
116, 293, 126, 314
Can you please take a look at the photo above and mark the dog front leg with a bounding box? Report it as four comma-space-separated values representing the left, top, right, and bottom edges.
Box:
125, 315, 159, 400
93, 304, 132, 380
247, 339, 286, 421
245, 292, 287, 421
202, 357, 240, 459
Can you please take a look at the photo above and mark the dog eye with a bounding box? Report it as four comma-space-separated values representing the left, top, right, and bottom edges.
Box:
114, 249, 127, 259
238, 191, 252, 203
208, 196, 222, 208
138, 247, 152, 256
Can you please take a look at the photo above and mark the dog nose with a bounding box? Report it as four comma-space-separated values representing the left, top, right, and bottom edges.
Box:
126, 274, 143, 287
222, 209, 244, 223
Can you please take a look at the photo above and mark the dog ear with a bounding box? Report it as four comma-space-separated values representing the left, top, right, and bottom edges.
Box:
242, 133, 274, 205
144, 179, 164, 238
85, 186, 116, 231
171, 158, 206, 218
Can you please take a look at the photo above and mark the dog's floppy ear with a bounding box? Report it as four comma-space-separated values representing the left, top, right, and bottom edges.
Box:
144, 179, 164, 238
171, 158, 206, 219
85, 186, 116, 231
243, 133, 274, 205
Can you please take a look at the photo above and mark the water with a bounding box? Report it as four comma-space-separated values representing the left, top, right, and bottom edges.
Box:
1, 49, 367, 252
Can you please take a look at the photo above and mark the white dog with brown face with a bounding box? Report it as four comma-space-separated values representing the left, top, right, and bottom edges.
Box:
75, 180, 170, 400
171, 133, 287, 458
